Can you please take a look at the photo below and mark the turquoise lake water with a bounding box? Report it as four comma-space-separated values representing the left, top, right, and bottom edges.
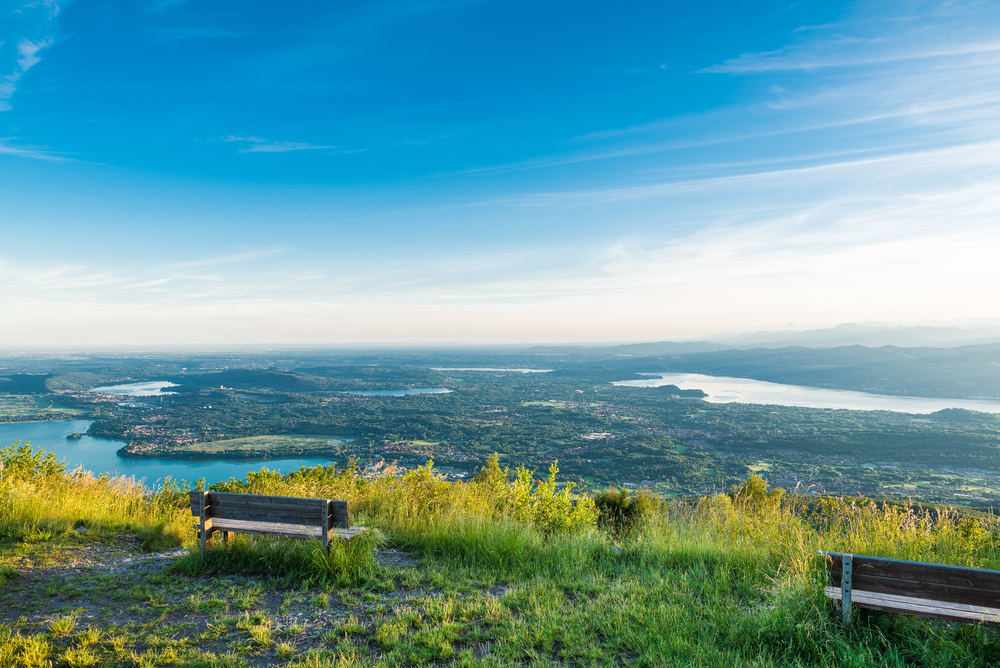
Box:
0, 420, 334, 486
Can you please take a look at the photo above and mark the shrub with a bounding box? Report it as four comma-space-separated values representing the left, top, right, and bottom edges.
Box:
594, 487, 659, 541
0, 442, 65, 481
728, 474, 784, 511
472, 454, 597, 536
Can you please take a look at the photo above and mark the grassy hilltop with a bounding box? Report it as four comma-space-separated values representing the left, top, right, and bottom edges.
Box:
1, 443, 1000, 667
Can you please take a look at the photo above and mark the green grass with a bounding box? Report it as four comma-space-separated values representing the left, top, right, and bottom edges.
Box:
1, 444, 1000, 666
164, 433, 347, 457
0, 395, 86, 422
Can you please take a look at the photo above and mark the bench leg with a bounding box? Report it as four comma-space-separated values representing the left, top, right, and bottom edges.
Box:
222, 531, 229, 544
841, 554, 853, 626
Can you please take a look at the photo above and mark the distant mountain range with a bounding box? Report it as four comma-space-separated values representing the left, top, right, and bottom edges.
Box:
539, 323, 1000, 355
619, 343, 1000, 399
526, 323, 1000, 399
707, 323, 1000, 349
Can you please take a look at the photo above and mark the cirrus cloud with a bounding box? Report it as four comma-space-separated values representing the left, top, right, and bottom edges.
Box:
223, 135, 335, 153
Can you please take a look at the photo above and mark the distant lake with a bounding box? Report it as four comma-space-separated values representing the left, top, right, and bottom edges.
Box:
90, 381, 179, 396
432, 368, 553, 373
0, 420, 333, 486
613, 373, 1000, 415
336, 388, 453, 397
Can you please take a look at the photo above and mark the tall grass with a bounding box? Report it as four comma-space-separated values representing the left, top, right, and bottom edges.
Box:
4, 442, 997, 575
5, 443, 1000, 665
173, 528, 386, 588
0, 442, 190, 550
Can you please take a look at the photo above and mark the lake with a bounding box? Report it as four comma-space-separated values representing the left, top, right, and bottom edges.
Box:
90, 381, 179, 396
613, 373, 1000, 414
0, 420, 334, 486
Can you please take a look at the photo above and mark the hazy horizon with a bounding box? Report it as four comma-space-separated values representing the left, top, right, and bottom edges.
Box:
3, 0, 999, 345
4, 318, 1000, 352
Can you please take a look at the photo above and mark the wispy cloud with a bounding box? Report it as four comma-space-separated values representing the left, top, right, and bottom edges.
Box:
442, 1, 1000, 193
158, 249, 286, 272
0, 249, 290, 308
0, 1, 61, 160
1, 36, 53, 112
223, 136, 335, 153
0, 139, 71, 161
1, 0, 61, 113
699, 39, 1000, 74
701, 1, 1000, 75
487, 139, 1000, 208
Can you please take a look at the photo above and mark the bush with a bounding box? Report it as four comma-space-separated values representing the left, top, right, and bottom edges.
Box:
594, 488, 659, 541
0, 442, 65, 481
728, 474, 784, 512
472, 454, 597, 536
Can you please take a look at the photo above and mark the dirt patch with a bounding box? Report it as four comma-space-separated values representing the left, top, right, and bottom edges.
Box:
376, 548, 419, 568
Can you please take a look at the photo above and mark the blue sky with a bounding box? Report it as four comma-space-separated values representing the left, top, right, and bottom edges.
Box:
2, 0, 999, 346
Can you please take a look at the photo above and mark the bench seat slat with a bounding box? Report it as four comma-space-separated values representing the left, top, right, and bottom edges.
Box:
825, 587, 1000, 626
210, 518, 368, 541
828, 572, 1000, 608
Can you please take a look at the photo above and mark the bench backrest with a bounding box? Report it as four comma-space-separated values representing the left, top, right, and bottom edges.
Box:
822, 551, 1000, 608
189, 491, 350, 528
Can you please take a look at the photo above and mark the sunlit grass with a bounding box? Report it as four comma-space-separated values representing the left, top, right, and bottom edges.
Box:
2, 442, 1000, 666
0, 442, 190, 552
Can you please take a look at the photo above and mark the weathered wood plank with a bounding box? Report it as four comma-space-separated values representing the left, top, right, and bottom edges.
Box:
190, 491, 205, 517
822, 552, 1000, 591
208, 505, 325, 524
829, 568, 1000, 607
211, 519, 323, 538
830, 573, 1000, 608
825, 587, 1000, 625
208, 492, 328, 513
827, 564, 1000, 594
330, 500, 350, 528
210, 518, 370, 541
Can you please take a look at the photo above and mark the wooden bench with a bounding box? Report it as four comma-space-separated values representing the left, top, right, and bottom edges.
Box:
189, 491, 368, 559
820, 551, 1000, 626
